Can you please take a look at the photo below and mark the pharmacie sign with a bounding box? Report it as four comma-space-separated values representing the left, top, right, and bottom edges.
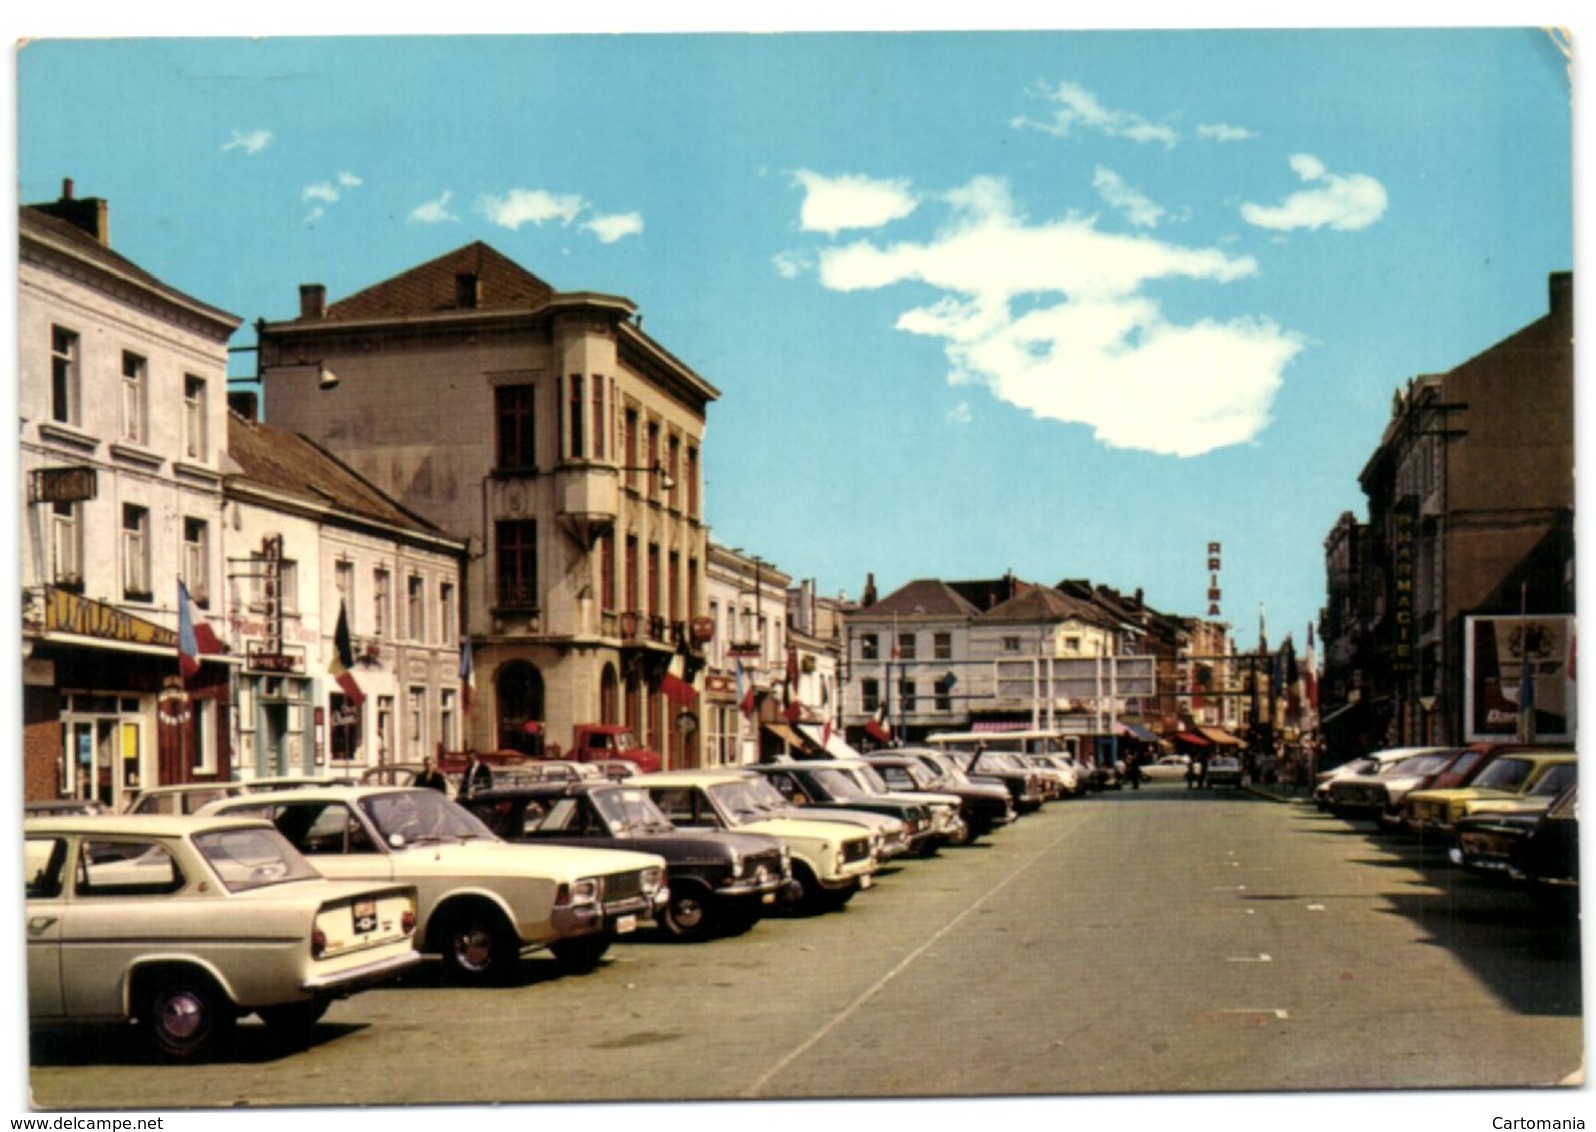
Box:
44, 587, 177, 648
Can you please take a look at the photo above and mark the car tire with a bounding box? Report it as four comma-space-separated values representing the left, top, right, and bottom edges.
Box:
438, 904, 516, 985
548, 933, 612, 972
661, 883, 716, 942
143, 972, 236, 1062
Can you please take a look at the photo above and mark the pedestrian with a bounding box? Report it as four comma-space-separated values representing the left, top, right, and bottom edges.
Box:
415, 756, 448, 793
1185, 756, 1198, 790
1125, 750, 1142, 790
462, 749, 494, 796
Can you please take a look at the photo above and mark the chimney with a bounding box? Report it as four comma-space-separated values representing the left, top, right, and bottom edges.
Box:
455, 271, 480, 309
1549, 271, 1573, 317
300, 284, 327, 320
862, 573, 878, 607
33, 177, 111, 245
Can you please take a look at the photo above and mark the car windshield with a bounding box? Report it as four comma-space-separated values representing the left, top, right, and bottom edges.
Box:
591, 787, 675, 834
1470, 758, 1535, 792
707, 780, 784, 824
894, 762, 935, 788
807, 767, 867, 800
360, 790, 496, 846
1526, 763, 1577, 798
193, 826, 322, 892
927, 758, 971, 785
854, 764, 891, 793
1388, 754, 1450, 776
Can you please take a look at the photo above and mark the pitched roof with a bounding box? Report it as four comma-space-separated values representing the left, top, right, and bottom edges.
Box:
863, 579, 981, 620
226, 413, 450, 539
982, 585, 1111, 626
321, 241, 557, 322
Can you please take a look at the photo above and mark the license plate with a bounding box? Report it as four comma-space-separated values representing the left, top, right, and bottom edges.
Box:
615, 914, 638, 934
352, 899, 377, 934
860, 874, 873, 889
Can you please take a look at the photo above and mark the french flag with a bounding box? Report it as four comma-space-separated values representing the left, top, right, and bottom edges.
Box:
177, 579, 222, 683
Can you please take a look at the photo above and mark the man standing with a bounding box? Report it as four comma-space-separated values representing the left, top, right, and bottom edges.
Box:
462, 749, 494, 796
415, 756, 449, 793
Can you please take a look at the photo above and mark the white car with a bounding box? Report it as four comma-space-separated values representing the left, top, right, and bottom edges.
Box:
1314, 747, 1452, 810
202, 785, 667, 982
25, 814, 420, 1060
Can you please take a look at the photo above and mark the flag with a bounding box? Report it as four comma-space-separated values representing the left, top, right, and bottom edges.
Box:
459, 639, 475, 713
786, 643, 799, 689
865, 698, 892, 743
660, 645, 699, 707
177, 579, 222, 683
821, 716, 834, 749
735, 659, 755, 719
783, 684, 802, 724
1518, 631, 1538, 742
328, 602, 365, 706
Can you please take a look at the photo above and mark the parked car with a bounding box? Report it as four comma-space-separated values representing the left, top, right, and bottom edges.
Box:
459, 782, 799, 940
865, 751, 1015, 842
1452, 806, 1550, 880
24, 813, 420, 1060
1142, 755, 1191, 782
1512, 783, 1579, 916
635, 770, 878, 913
125, 775, 356, 816
24, 798, 110, 816
1204, 755, 1244, 788
1313, 747, 1451, 810
1401, 751, 1578, 837
749, 762, 938, 857
200, 785, 667, 981
952, 750, 1048, 813
1325, 750, 1460, 822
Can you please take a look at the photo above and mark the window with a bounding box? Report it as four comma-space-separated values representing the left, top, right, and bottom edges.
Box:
591, 377, 606, 460
899, 679, 917, 713
121, 351, 148, 445
495, 385, 536, 470
897, 632, 916, 660
52, 501, 82, 587
1064, 636, 1081, 653
861, 678, 881, 713
373, 568, 391, 637
121, 504, 151, 601
407, 686, 427, 751
51, 326, 80, 424
624, 535, 639, 613
646, 422, 660, 494
934, 632, 952, 660
183, 518, 210, 605
568, 374, 585, 458
599, 533, 615, 612
407, 575, 425, 642
193, 700, 217, 775
496, 520, 539, 609
667, 434, 681, 510
335, 560, 355, 612
861, 633, 879, 661
1003, 636, 1022, 654
440, 582, 456, 645
79, 840, 184, 896
935, 683, 953, 713
685, 445, 699, 518
647, 544, 660, 618
623, 408, 639, 489
183, 375, 208, 460
668, 552, 681, 622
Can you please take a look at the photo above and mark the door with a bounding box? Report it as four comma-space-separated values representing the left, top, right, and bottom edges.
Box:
24, 836, 67, 1018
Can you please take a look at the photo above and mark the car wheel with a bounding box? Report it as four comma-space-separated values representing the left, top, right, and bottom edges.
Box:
661, 885, 715, 942
548, 933, 612, 972
953, 821, 982, 847
438, 904, 516, 984
715, 909, 761, 936
257, 999, 330, 1046
143, 974, 235, 1061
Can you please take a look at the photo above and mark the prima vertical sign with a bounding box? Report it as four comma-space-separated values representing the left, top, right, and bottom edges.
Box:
1206, 541, 1222, 617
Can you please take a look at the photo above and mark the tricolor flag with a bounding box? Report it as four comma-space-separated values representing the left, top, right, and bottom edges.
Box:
459, 639, 475, 714
735, 659, 756, 719
328, 602, 365, 706
660, 646, 699, 707
177, 579, 223, 683
865, 699, 892, 744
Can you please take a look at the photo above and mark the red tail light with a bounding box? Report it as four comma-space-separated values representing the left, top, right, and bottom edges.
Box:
402, 910, 416, 935
310, 928, 327, 958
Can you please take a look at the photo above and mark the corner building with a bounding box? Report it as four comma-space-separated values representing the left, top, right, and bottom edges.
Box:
254, 243, 718, 767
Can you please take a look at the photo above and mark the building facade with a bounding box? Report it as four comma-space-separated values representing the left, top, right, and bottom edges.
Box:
19, 184, 241, 808
704, 544, 791, 765
253, 243, 719, 768
224, 413, 467, 776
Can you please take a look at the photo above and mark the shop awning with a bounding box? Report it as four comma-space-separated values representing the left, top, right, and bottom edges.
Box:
1116, 722, 1160, 743
762, 722, 805, 750
972, 720, 1031, 732
1175, 731, 1210, 746
1198, 727, 1244, 746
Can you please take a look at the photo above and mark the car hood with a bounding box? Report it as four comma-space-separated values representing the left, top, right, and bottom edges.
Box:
387, 838, 665, 879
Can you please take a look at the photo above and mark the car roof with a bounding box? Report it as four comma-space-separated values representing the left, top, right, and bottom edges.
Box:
632, 770, 753, 786
203, 784, 427, 807
25, 813, 276, 836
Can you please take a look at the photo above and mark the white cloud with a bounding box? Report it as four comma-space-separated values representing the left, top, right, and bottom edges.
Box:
807, 174, 1303, 457
1240, 153, 1388, 232
1092, 166, 1165, 229
1198, 123, 1256, 143
479, 188, 587, 230
582, 212, 644, 243
338, 171, 363, 188
302, 205, 326, 227
772, 250, 811, 279
1012, 80, 1178, 149
409, 191, 458, 224
793, 170, 918, 234
221, 129, 273, 155
946, 401, 973, 426
302, 182, 340, 204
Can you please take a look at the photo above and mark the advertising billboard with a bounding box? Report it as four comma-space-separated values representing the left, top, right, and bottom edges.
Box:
1463, 614, 1575, 743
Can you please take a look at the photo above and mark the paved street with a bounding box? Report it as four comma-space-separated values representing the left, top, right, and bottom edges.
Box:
25, 783, 1582, 1113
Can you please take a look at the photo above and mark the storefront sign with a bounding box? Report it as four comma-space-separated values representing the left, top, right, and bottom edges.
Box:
45, 587, 177, 648
29, 466, 98, 504
1463, 614, 1575, 742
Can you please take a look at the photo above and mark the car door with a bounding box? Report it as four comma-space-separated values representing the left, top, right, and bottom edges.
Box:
24, 835, 68, 1019
62, 835, 189, 1018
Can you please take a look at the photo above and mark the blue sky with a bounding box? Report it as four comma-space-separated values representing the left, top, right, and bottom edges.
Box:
12, 25, 1574, 653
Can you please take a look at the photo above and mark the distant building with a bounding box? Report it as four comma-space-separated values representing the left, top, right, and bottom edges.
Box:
253, 243, 719, 767
704, 544, 791, 765
19, 182, 241, 807
1323, 272, 1574, 756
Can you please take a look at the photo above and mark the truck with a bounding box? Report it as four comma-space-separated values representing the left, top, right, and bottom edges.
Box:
562, 723, 664, 774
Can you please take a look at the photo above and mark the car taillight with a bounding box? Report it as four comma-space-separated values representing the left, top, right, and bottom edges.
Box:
402, 910, 416, 935
311, 928, 327, 959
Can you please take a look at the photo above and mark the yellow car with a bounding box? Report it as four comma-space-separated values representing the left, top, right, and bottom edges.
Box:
25, 814, 420, 1060
1401, 751, 1577, 837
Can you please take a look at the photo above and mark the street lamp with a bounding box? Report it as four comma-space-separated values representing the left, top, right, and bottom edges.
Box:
618, 462, 675, 492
